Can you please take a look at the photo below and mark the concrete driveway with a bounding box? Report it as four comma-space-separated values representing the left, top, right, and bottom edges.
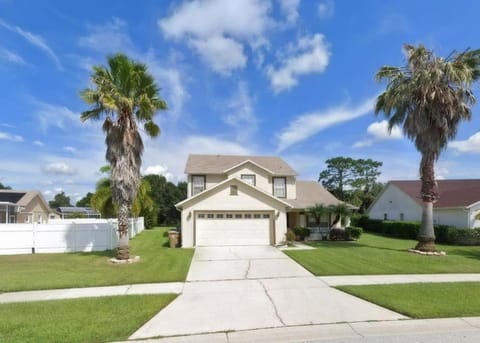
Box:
130, 246, 406, 339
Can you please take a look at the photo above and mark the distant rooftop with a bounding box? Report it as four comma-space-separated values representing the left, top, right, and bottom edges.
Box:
390, 179, 480, 208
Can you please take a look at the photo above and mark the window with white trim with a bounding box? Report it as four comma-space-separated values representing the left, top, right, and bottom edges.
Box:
273, 177, 286, 198
241, 174, 256, 186
192, 175, 205, 196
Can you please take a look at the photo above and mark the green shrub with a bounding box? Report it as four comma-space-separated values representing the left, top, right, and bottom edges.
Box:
447, 228, 480, 245
329, 228, 350, 240
293, 226, 310, 240
346, 226, 363, 239
382, 221, 419, 239
349, 214, 362, 227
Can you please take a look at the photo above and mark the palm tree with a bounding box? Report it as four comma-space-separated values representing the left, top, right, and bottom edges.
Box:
375, 44, 479, 252
80, 53, 167, 260
306, 203, 330, 226
329, 203, 351, 227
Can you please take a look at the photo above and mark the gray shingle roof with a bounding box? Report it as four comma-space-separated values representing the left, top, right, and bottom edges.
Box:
286, 181, 343, 209
185, 154, 297, 176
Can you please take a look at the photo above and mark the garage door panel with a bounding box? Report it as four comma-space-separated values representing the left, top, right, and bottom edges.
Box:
196, 213, 271, 246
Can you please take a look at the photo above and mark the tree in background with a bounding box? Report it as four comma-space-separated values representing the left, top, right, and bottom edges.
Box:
0, 182, 11, 190
375, 44, 480, 251
143, 174, 187, 226
318, 157, 355, 200
318, 157, 383, 211
48, 191, 72, 208
76, 192, 93, 207
80, 53, 167, 260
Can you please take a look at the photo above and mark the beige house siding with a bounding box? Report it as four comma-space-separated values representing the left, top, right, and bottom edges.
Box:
180, 179, 288, 247
17, 194, 54, 223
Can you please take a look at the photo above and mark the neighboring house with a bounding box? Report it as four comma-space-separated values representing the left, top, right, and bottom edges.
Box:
0, 190, 59, 224
368, 179, 480, 229
175, 154, 343, 247
56, 207, 101, 219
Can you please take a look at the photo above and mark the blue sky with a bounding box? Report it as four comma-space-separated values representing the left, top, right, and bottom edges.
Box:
1, 0, 480, 202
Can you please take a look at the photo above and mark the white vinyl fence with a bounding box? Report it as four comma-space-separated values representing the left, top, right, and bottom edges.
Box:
0, 217, 144, 255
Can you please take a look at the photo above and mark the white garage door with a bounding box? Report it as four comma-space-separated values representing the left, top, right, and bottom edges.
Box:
195, 212, 271, 246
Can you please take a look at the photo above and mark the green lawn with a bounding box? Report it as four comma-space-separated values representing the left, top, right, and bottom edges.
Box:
285, 233, 480, 275
0, 227, 194, 292
0, 294, 176, 343
338, 282, 480, 318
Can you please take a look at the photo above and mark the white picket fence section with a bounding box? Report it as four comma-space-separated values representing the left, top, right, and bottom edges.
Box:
0, 217, 144, 255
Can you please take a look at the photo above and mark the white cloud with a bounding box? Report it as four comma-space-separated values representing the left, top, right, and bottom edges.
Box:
43, 162, 78, 175
450, 132, 480, 153
64, 146, 76, 153
143, 164, 173, 181
0, 131, 23, 142
277, 96, 375, 152
266, 33, 330, 93
278, 0, 300, 24
222, 81, 258, 141
158, 0, 271, 74
189, 35, 246, 74
78, 17, 133, 54
43, 190, 53, 196
352, 120, 402, 148
367, 120, 402, 140
33, 140, 44, 146
54, 187, 63, 193
317, 0, 334, 19
0, 19, 61, 69
64, 179, 75, 185
0, 46, 26, 65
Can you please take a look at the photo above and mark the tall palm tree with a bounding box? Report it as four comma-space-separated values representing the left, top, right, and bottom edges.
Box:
80, 53, 167, 259
329, 203, 351, 227
375, 44, 479, 252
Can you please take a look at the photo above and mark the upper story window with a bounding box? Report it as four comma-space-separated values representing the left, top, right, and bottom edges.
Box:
192, 175, 206, 196
273, 177, 286, 198
241, 174, 256, 186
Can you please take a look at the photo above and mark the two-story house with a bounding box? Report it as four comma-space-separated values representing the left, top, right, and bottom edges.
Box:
175, 154, 343, 247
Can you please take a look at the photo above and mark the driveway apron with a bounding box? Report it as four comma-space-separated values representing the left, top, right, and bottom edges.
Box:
130, 246, 405, 339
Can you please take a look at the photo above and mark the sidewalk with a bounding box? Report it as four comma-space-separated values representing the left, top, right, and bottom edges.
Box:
318, 273, 480, 286
0, 282, 183, 304
1, 273, 479, 304
114, 317, 480, 343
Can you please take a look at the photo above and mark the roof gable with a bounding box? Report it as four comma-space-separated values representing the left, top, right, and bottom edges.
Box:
185, 154, 297, 176
286, 181, 343, 209
387, 179, 480, 208
175, 177, 292, 209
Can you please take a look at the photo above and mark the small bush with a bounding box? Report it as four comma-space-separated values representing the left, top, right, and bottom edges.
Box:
447, 228, 480, 245
346, 226, 363, 239
329, 228, 350, 240
285, 229, 296, 242
293, 226, 310, 241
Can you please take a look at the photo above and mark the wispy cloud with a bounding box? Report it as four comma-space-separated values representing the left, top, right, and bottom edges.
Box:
30, 98, 80, 133
33, 140, 44, 147
42, 162, 78, 175
317, 0, 335, 19
0, 46, 26, 65
78, 17, 133, 54
278, 0, 301, 25
222, 81, 258, 142
0, 19, 61, 69
0, 131, 23, 142
277, 96, 376, 152
266, 33, 330, 93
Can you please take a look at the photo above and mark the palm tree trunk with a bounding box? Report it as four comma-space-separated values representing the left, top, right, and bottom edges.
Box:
415, 155, 437, 252
117, 203, 130, 259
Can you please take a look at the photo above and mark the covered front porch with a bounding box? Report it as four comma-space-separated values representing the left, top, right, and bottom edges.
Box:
0, 202, 20, 223
287, 210, 346, 240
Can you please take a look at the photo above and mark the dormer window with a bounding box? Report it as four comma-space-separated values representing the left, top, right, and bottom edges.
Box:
241, 174, 256, 186
273, 177, 286, 198
192, 175, 206, 196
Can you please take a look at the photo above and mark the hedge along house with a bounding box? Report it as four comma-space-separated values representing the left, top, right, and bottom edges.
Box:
0, 190, 58, 223
368, 180, 480, 229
